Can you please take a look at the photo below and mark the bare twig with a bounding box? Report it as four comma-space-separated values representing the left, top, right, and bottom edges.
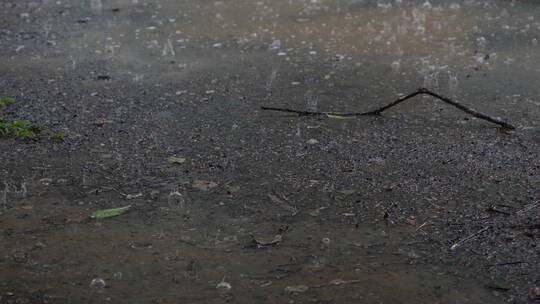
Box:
485, 261, 525, 268
312, 279, 362, 289
516, 201, 539, 215
450, 226, 491, 251
261, 87, 516, 130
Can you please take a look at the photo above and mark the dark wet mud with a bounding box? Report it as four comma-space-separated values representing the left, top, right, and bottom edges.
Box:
1, 0, 539, 303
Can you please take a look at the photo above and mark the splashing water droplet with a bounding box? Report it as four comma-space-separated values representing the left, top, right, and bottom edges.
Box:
90, 0, 102, 13
391, 60, 401, 73
168, 186, 186, 208
89, 278, 106, 288
306, 95, 318, 112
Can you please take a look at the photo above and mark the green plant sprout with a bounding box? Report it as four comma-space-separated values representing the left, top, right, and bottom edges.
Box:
0, 97, 17, 108
0, 96, 67, 140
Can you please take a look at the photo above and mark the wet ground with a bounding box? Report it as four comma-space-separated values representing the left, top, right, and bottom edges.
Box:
1, 0, 539, 303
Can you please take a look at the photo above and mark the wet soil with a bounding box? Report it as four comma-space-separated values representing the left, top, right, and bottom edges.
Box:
1, 0, 539, 303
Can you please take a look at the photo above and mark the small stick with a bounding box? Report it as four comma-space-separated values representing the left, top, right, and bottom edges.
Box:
484, 261, 525, 268
414, 222, 429, 232
516, 201, 539, 215
260, 87, 516, 130
312, 279, 362, 289
450, 226, 491, 251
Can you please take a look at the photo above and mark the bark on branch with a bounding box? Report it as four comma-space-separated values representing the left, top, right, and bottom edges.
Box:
260, 87, 516, 131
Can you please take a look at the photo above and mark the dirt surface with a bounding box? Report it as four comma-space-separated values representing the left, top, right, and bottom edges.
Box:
1, 0, 539, 303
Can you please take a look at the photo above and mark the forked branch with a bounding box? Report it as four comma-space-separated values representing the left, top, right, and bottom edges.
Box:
260, 87, 516, 130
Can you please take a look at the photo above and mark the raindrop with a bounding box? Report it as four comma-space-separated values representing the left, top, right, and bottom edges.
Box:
322, 237, 331, 247
268, 39, 281, 50
476, 36, 487, 49
105, 44, 115, 56
168, 186, 186, 207
377, 0, 392, 10
448, 71, 458, 96
90, 0, 102, 13
266, 69, 278, 91
412, 8, 425, 24
43, 23, 52, 40
449, 3, 460, 10
391, 60, 401, 73
306, 95, 318, 112
162, 38, 175, 57
89, 278, 106, 288
422, 1, 432, 9
419, 61, 440, 89
216, 277, 232, 290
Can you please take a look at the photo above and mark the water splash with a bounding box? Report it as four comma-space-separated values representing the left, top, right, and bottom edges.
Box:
168, 186, 186, 207
419, 61, 444, 89
90, 0, 103, 14
306, 95, 318, 112
266, 69, 278, 91
447, 71, 458, 96
391, 60, 401, 73
162, 38, 175, 57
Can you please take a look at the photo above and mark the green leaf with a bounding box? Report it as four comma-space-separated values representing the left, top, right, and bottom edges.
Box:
340, 189, 357, 195
1, 97, 16, 103
326, 114, 355, 119
0, 124, 8, 136
18, 130, 35, 137
227, 185, 240, 193
90, 204, 132, 219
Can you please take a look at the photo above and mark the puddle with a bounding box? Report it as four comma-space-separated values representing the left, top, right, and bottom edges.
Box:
1, 0, 539, 303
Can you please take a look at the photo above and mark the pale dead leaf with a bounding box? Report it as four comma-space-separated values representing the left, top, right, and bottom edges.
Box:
168, 156, 186, 164
309, 207, 327, 216
192, 180, 217, 191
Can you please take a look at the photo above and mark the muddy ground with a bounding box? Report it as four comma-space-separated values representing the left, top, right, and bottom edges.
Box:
1, 1, 539, 303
